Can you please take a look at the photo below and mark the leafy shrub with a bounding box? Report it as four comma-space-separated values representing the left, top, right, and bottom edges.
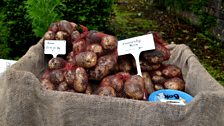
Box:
25, 0, 63, 37
57, 0, 115, 32
0, 0, 39, 59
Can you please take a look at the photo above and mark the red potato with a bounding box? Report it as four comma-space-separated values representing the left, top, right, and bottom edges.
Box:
162, 65, 182, 78
86, 30, 106, 43
142, 50, 164, 64
58, 81, 68, 91
71, 31, 81, 42
90, 55, 117, 80
151, 75, 166, 85
100, 74, 124, 93
49, 69, 65, 85
66, 51, 76, 65
85, 84, 93, 95
134, 59, 161, 71
41, 69, 51, 80
72, 39, 87, 55
48, 22, 59, 33
48, 57, 66, 70
142, 72, 154, 95
64, 69, 76, 86
97, 86, 116, 97
101, 35, 117, 50
150, 70, 163, 76
58, 20, 73, 34
44, 31, 55, 40
124, 75, 144, 100
86, 44, 103, 56
164, 77, 185, 91
154, 84, 164, 91
70, 22, 78, 31
117, 56, 132, 72
41, 79, 55, 90
73, 67, 88, 93
75, 51, 97, 68
55, 31, 68, 40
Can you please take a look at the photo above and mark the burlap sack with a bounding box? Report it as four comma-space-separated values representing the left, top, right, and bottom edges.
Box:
0, 39, 223, 126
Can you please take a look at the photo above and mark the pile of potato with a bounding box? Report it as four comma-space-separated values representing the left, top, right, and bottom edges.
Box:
40, 20, 186, 101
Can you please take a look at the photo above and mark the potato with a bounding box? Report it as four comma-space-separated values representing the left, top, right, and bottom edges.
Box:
44, 31, 55, 40
70, 22, 78, 31
86, 44, 103, 56
73, 67, 88, 93
162, 65, 181, 78
72, 39, 86, 55
86, 30, 105, 43
97, 86, 116, 97
85, 84, 93, 95
154, 84, 164, 91
71, 31, 81, 42
100, 74, 124, 93
101, 35, 117, 50
48, 57, 66, 70
55, 31, 68, 40
48, 22, 59, 33
49, 69, 65, 85
151, 75, 166, 85
58, 20, 73, 34
58, 81, 68, 91
66, 51, 75, 65
90, 55, 116, 80
124, 75, 144, 100
41, 79, 55, 90
133, 59, 161, 71
64, 69, 76, 86
117, 56, 132, 72
142, 72, 154, 95
164, 77, 185, 91
75, 51, 97, 68
150, 70, 163, 76
142, 50, 164, 64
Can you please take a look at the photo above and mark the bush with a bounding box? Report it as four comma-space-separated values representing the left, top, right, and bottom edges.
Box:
0, 0, 39, 59
25, 0, 63, 37
57, 0, 115, 32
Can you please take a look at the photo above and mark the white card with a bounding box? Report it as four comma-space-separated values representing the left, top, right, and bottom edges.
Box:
0, 59, 17, 76
44, 40, 66, 58
118, 34, 155, 76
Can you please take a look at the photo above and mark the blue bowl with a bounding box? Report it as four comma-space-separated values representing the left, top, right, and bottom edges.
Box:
148, 89, 193, 105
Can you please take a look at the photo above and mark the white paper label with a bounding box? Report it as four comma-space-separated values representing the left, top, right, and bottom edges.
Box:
0, 59, 17, 76
44, 40, 66, 58
118, 34, 155, 56
118, 34, 155, 76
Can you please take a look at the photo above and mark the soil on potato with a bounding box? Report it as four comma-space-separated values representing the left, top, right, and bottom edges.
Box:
113, 0, 224, 85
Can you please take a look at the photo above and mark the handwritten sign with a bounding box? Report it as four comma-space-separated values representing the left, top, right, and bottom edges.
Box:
0, 59, 17, 76
44, 40, 66, 58
118, 34, 155, 76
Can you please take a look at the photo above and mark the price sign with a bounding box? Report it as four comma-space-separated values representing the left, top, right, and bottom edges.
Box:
118, 34, 155, 76
44, 40, 66, 58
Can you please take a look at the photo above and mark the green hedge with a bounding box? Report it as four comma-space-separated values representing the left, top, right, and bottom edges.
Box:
0, 0, 39, 59
57, 0, 115, 32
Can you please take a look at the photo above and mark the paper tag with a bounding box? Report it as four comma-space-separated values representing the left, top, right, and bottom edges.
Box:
44, 40, 66, 58
118, 34, 155, 56
0, 59, 17, 76
118, 34, 155, 76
